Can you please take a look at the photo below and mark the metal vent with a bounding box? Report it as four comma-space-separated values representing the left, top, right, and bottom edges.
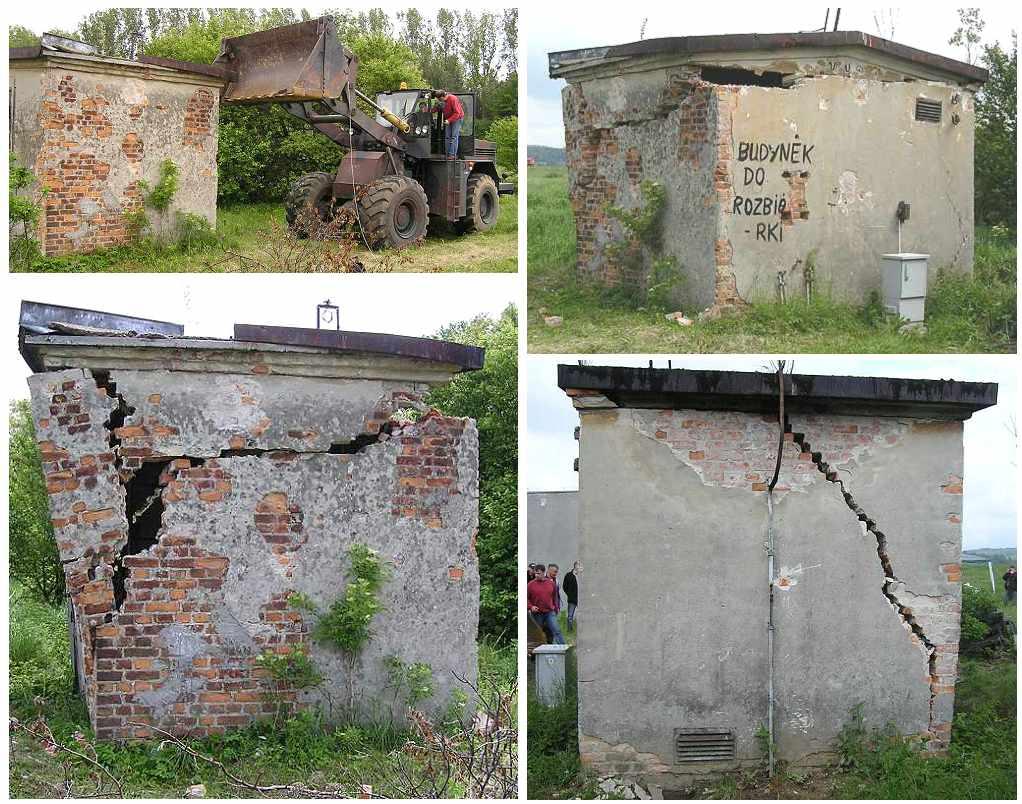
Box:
674, 728, 736, 762
915, 98, 942, 123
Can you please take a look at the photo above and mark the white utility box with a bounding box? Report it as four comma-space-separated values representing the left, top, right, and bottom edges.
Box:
534, 643, 572, 706
881, 253, 930, 323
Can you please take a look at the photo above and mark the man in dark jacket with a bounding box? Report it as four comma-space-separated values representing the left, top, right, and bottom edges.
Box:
1004, 566, 1016, 603
563, 562, 580, 631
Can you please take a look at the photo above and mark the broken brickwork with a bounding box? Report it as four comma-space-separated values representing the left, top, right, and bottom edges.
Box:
10, 51, 222, 255
559, 366, 995, 785
552, 33, 983, 312
27, 338, 480, 742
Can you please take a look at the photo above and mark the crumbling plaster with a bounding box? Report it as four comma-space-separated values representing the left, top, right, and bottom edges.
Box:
29, 364, 479, 741
561, 61, 976, 311
574, 406, 963, 783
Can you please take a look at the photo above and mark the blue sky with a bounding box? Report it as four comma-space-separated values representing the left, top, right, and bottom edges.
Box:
528, 7, 1018, 146
527, 355, 1017, 551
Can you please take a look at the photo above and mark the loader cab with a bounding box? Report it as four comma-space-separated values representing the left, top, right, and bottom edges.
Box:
376, 89, 477, 158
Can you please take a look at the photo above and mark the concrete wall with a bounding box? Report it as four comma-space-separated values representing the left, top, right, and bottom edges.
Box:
527, 491, 579, 574
575, 407, 963, 784
28, 367, 479, 741
561, 64, 975, 312
10, 57, 220, 256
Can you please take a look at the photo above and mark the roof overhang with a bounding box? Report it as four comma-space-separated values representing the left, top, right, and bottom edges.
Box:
558, 365, 997, 421
9, 47, 228, 86
550, 30, 988, 86
19, 301, 483, 385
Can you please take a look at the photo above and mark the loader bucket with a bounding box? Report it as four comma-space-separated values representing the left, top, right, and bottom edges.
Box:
215, 17, 355, 103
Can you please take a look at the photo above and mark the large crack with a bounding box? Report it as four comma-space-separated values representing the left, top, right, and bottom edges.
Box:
789, 422, 940, 739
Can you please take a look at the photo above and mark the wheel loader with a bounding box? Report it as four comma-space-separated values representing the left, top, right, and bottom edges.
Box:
211, 17, 515, 249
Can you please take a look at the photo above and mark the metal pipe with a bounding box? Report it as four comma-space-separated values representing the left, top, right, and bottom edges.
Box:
353, 87, 411, 133
766, 492, 776, 779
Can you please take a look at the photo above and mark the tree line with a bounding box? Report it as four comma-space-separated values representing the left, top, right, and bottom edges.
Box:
11, 8, 518, 203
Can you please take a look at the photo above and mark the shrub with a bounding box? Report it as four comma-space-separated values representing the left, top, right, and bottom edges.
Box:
484, 116, 518, 175
9, 401, 64, 604
9, 152, 44, 270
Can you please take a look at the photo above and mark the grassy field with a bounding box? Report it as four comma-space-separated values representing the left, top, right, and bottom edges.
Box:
16, 196, 518, 274
9, 585, 516, 798
527, 166, 1017, 353
527, 573, 1016, 800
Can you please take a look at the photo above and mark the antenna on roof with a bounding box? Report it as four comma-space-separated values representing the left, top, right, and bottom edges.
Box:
833, 8, 842, 31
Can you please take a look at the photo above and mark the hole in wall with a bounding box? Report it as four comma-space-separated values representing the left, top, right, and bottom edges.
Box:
111, 459, 171, 610
700, 66, 787, 87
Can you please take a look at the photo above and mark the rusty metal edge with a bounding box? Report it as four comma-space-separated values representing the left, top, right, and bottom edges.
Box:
550, 31, 989, 83
233, 324, 484, 371
136, 54, 233, 80
557, 365, 998, 420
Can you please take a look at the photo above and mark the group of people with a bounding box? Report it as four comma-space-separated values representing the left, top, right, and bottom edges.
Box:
526, 561, 580, 646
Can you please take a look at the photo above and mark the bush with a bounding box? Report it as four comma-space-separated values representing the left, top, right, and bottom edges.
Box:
9, 586, 75, 705
9, 152, 43, 270
484, 116, 518, 175
9, 401, 64, 604
961, 583, 1015, 656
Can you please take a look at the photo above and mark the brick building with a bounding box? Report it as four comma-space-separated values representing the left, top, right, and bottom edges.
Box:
20, 302, 483, 741
10, 38, 224, 256
557, 364, 996, 785
550, 32, 988, 313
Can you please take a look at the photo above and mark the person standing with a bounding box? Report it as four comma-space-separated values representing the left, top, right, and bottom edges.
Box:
547, 564, 562, 616
435, 90, 464, 159
527, 564, 565, 645
1003, 566, 1016, 603
563, 561, 580, 631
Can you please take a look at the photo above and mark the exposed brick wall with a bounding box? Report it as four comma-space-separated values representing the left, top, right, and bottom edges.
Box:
15, 64, 220, 256
29, 367, 479, 742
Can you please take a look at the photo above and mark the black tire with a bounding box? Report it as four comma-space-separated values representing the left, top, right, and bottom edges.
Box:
285, 172, 336, 238
358, 176, 429, 250
458, 173, 499, 234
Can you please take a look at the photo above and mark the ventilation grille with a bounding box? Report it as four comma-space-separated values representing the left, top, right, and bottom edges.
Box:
915, 99, 943, 123
674, 728, 736, 762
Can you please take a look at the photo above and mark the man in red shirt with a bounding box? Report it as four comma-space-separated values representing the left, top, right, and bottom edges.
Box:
435, 90, 464, 159
527, 564, 565, 644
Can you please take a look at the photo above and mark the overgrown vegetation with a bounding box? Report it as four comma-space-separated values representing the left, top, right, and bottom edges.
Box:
605, 180, 682, 309
15, 197, 516, 273
9, 401, 63, 605
528, 166, 1016, 353
9, 585, 516, 797
428, 307, 518, 642
9, 152, 44, 270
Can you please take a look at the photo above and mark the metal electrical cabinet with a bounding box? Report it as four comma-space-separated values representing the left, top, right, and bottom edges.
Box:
881, 253, 930, 322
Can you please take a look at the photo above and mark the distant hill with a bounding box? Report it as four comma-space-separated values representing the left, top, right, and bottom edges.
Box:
528, 145, 565, 166
962, 547, 1017, 563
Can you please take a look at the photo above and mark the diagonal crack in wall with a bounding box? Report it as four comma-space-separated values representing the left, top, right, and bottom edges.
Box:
790, 425, 942, 743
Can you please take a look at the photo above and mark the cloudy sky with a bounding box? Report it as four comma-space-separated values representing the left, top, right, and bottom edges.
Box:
527, 355, 1017, 551
527, 7, 1018, 146
8, 273, 518, 392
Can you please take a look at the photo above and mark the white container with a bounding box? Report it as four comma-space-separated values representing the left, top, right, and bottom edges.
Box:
881, 253, 929, 323
534, 643, 571, 706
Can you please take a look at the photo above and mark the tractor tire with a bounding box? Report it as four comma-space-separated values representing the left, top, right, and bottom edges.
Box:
358, 176, 429, 250
458, 173, 499, 235
285, 172, 336, 238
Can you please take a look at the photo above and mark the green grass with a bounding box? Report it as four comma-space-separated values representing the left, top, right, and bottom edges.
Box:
15, 194, 518, 273
527, 166, 1016, 353
9, 585, 517, 798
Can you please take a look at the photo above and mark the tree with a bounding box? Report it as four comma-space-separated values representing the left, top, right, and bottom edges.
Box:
975, 34, 1017, 227
950, 8, 986, 64
485, 116, 518, 175
9, 25, 39, 47
9, 401, 64, 604
428, 307, 517, 642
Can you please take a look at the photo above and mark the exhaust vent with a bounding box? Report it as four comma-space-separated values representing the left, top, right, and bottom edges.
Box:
915, 99, 942, 123
674, 728, 736, 762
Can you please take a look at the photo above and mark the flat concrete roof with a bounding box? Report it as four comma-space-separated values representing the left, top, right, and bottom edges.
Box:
18, 301, 483, 382
549, 30, 988, 84
558, 365, 997, 420
9, 44, 227, 83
